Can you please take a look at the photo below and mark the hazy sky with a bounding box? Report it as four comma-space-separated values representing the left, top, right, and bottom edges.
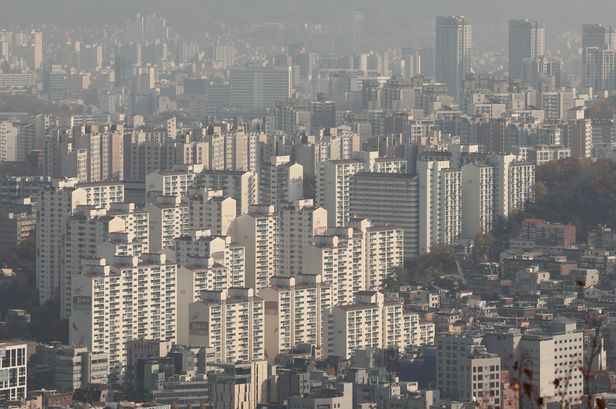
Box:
2, 0, 615, 50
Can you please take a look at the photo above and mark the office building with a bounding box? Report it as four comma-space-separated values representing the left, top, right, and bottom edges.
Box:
484, 321, 584, 406
350, 173, 419, 257
288, 382, 353, 409
567, 119, 593, 158
435, 16, 472, 101
436, 335, 502, 408
34, 344, 108, 390
582, 24, 616, 89
208, 360, 269, 409
0, 201, 36, 249
508, 20, 545, 80
0, 342, 27, 405
229, 64, 293, 111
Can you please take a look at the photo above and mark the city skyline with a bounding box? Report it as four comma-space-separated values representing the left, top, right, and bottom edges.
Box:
1, 3, 616, 409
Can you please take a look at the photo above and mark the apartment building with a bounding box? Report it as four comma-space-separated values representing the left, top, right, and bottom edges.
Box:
70, 253, 177, 380
177, 256, 245, 345
186, 187, 236, 236
146, 195, 191, 252
461, 163, 494, 238
417, 159, 461, 254
278, 199, 328, 275
230, 205, 278, 290
259, 155, 303, 208
36, 178, 124, 304
195, 170, 258, 215
331, 291, 405, 359
317, 159, 365, 227
188, 288, 265, 364
259, 274, 332, 360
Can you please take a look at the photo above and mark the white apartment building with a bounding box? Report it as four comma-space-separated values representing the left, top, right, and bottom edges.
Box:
222, 129, 260, 172
303, 227, 365, 306
0, 121, 18, 163
36, 179, 124, 304
259, 155, 303, 207
331, 291, 405, 359
145, 170, 195, 199
509, 161, 536, 213
358, 220, 405, 291
175, 138, 209, 167
278, 199, 328, 275
418, 320, 436, 346
146, 195, 191, 252
70, 253, 177, 380
173, 233, 245, 274
74, 182, 124, 208
188, 288, 265, 364
372, 157, 408, 173
63, 205, 149, 320
293, 131, 361, 177
230, 205, 278, 290
61, 207, 125, 319
304, 218, 403, 304
417, 159, 461, 254
461, 163, 494, 239
73, 125, 124, 182
195, 170, 258, 215
187, 187, 236, 236
0, 342, 27, 404
106, 203, 150, 249
259, 274, 332, 360
177, 256, 245, 345
123, 129, 177, 181
317, 159, 365, 227
528, 145, 571, 165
